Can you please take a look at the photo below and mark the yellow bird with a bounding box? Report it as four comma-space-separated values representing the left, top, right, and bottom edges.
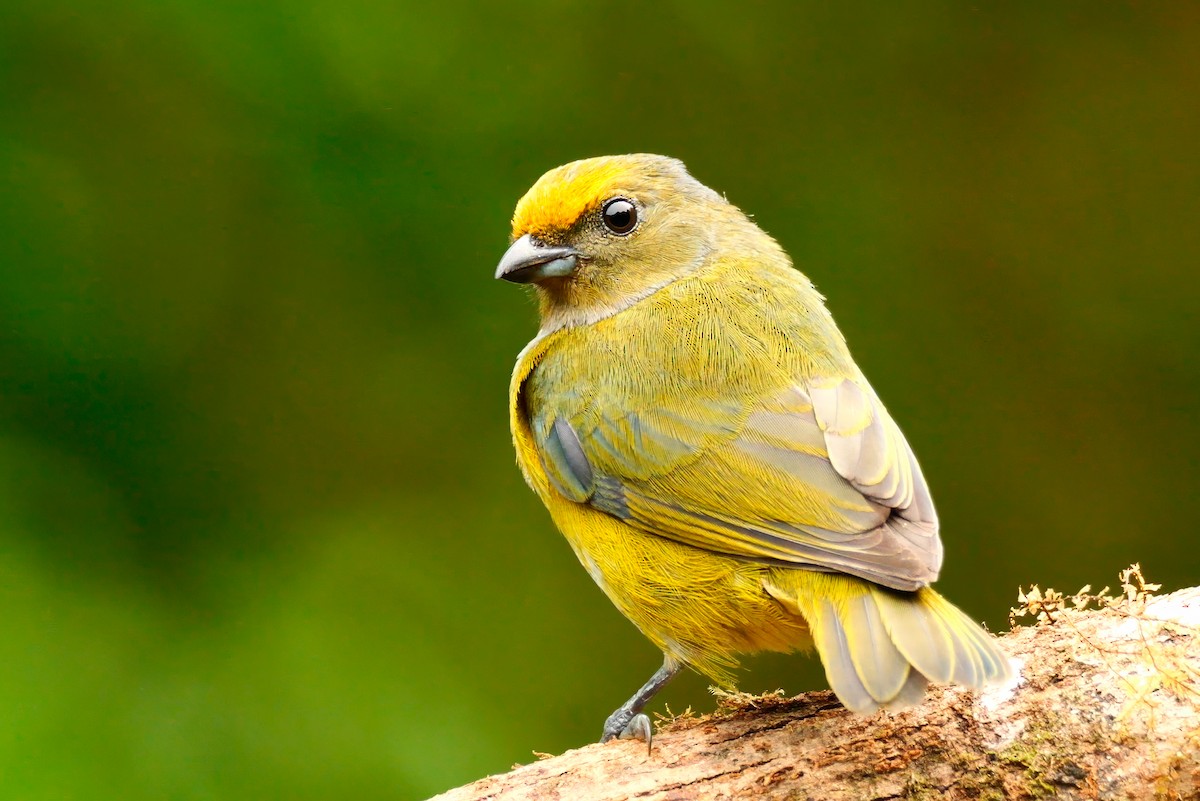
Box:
495, 154, 1010, 743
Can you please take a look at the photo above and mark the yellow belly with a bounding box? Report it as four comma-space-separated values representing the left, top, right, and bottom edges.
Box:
545, 491, 813, 686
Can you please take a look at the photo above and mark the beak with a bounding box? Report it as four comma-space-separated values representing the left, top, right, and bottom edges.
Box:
495, 234, 580, 284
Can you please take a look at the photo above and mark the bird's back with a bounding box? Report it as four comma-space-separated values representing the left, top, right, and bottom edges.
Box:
523, 252, 855, 430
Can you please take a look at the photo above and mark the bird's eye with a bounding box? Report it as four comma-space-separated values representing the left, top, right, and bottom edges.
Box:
601, 198, 638, 235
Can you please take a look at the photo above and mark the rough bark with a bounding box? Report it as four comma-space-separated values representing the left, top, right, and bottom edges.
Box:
432, 586, 1199, 801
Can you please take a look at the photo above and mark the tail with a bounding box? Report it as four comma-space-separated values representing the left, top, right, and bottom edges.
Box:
765, 573, 1011, 713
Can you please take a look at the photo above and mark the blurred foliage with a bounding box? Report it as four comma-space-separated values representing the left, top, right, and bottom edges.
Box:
1, 2, 1198, 798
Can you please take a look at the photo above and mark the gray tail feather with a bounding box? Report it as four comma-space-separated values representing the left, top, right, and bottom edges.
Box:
806, 585, 1010, 714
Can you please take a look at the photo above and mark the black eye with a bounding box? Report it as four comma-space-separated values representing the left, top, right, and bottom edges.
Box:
601, 198, 638, 235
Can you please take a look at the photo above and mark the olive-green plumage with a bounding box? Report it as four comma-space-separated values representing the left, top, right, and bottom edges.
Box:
497, 154, 1009, 731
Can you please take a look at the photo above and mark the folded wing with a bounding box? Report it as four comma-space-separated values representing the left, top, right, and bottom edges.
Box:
533, 377, 942, 592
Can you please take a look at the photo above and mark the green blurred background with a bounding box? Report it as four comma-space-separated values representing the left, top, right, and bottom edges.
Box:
1, 2, 1197, 798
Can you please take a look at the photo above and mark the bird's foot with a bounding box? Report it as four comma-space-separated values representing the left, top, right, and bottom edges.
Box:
598, 660, 681, 750
601, 709, 653, 750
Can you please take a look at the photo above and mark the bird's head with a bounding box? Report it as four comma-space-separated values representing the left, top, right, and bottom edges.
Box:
496, 154, 756, 331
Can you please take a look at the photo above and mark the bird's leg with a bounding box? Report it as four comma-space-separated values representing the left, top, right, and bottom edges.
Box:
601, 658, 681, 747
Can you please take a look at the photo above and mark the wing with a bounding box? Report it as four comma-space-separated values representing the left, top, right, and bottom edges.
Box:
531, 376, 942, 592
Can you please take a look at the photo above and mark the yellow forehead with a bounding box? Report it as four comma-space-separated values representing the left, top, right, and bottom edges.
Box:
510, 157, 638, 239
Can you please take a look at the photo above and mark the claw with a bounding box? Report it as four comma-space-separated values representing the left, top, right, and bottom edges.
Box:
619, 713, 653, 753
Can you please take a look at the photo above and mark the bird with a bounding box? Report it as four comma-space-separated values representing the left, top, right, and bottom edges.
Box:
494, 154, 1010, 744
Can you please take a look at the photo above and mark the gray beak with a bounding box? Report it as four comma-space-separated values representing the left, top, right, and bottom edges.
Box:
495, 234, 580, 284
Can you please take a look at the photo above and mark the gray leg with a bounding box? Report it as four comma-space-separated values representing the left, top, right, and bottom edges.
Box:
601, 659, 681, 746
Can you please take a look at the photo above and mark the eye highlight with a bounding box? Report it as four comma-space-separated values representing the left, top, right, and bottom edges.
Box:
601, 198, 638, 235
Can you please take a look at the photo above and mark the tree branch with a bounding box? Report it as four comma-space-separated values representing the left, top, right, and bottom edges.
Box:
432, 586, 1199, 800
